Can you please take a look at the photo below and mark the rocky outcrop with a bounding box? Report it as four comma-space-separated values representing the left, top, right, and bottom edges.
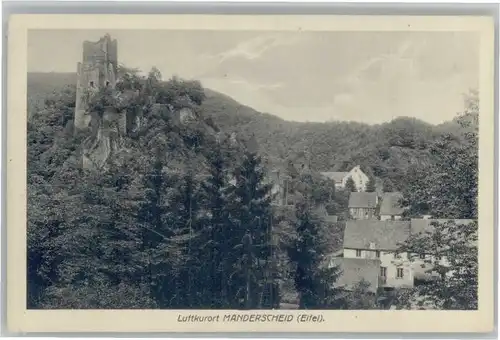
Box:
82, 108, 126, 170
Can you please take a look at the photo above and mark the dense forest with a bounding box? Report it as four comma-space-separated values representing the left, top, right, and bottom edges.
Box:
27, 68, 478, 310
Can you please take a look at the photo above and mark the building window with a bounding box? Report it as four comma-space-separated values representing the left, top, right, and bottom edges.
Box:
89, 81, 94, 87
375, 250, 380, 258
397, 268, 404, 278
105, 80, 110, 86
356, 250, 362, 257
380, 266, 387, 277
393, 252, 401, 259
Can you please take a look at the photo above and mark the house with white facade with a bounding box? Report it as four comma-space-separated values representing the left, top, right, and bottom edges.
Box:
336, 218, 476, 291
379, 192, 405, 221
343, 220, 414, 290
320, 165, 369, 192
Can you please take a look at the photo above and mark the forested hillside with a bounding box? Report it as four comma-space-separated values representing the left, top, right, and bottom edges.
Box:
27, 68, 350, 309
201, 86, 476, 192
28, 72, 474, 191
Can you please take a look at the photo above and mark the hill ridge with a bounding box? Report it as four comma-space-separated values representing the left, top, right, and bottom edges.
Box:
27, 71, 474, 191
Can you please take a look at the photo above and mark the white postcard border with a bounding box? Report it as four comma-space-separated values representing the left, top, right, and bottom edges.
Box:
6, 14, 496, 333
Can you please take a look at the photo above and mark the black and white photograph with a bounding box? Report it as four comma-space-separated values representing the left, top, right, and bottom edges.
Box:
6, 13, 495, 333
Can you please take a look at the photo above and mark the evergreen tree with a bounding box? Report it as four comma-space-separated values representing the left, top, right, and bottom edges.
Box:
382, 179, 394, 193
345, 177, 357, 192
200, 141, 234, 308
289, 202, 342, 309
135, 154, 180, 307
365, 177, 376, 192
171, 170, 206, 308
227, 150, 277, 308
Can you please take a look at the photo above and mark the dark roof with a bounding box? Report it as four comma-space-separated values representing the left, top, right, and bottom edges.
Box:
348, 192, 378, 208
329, 257, 380, 293
410, 219, 475, 235
320, 172, 349, 183
344, 220, 411, 250
379, 192, 405, 216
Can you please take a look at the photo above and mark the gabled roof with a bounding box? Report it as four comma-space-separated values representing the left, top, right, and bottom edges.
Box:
344, 220, 411, 250
320, 172, 349, 183
410, 219, 475, 235
348, 192, 378, 208
329, 257, 380, 293
379, 192, 405, 216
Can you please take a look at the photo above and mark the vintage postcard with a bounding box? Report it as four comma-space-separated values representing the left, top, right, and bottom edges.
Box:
6, 13, 496, 334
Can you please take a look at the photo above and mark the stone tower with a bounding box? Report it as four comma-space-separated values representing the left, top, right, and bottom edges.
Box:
74, 34, 118, 130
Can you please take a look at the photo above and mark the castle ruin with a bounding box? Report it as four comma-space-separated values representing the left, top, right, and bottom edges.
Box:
73, 34, 203, 169
74, 34, 119, 130
74, 34, 127, 169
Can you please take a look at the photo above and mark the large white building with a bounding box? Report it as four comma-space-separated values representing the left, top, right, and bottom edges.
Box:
342, 220, 414, 289
320, 165, 370, 192
330, 219, 475, 292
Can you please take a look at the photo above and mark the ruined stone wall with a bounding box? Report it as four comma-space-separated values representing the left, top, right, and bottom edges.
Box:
75, 34, 119, 130
82, 35, 118, 74
75, 34, 128, 170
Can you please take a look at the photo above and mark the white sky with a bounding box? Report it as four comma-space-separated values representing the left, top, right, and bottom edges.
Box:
28, 29, 479, 124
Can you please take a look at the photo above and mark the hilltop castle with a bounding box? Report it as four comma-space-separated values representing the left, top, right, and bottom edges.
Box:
74, 34, 129, 169
74, 34, 119, 130
73, 34, 206, 169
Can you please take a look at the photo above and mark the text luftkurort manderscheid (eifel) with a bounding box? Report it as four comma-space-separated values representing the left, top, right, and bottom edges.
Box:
177, 313, 325, 323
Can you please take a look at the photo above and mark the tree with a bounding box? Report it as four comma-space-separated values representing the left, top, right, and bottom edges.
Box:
345, 177, 357, 192
168, 170, 208, 308
310, 176, 336, 205
397, 220, 478, 310
365, 177, 376, 192
396, 91, 479, 310
342, 280, 379, 310
227, 150, 277, 308
199, 143, 232, 308
401, 91, 478, 219
289, 202, 342, 309
133, 154, 176, 306
382, 179, 394, 193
